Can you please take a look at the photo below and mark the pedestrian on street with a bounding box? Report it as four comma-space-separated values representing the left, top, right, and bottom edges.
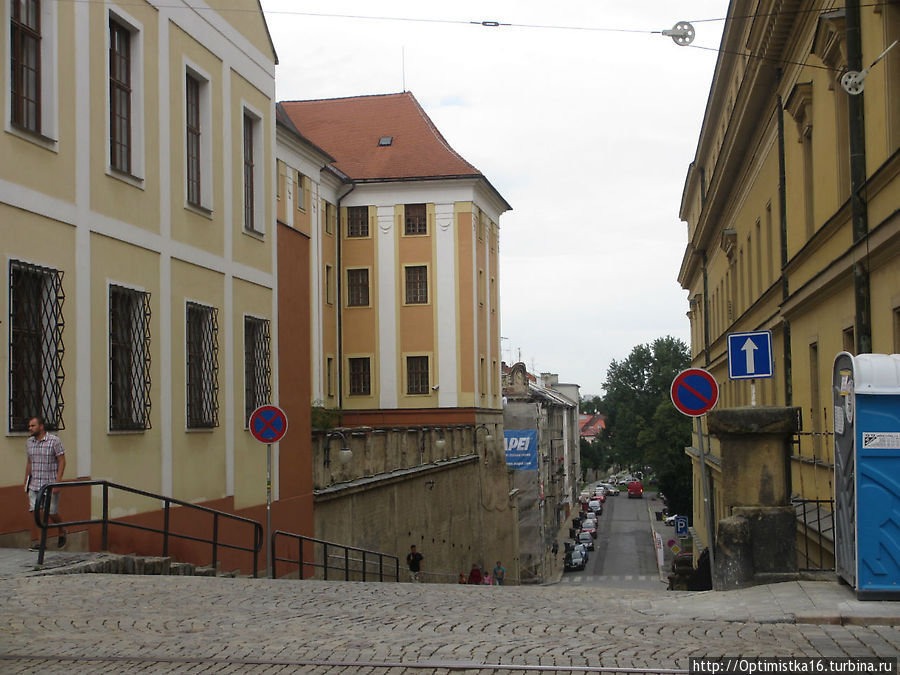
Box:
406, 544, 423, 582
492, 561, 506, 585
551, 540, 559, 557
467, 563, 482, 585
24, 415, 67, 548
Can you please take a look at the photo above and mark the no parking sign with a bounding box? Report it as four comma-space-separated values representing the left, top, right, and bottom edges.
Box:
670, 368, 719, 417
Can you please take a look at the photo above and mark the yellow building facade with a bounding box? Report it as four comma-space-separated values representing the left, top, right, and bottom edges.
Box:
1, 0, 279, 546
279, 93, 509, 422
678, 1, 900, 567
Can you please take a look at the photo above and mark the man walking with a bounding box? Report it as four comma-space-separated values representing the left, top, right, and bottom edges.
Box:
24, 416, 67, 548
493, 560, 506, 586
406, 544, 423, 582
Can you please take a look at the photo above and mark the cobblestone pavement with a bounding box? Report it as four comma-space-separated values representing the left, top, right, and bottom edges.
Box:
1, 574, 899, 674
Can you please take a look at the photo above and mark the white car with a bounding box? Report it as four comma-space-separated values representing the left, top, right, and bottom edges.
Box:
600, 483, 620, 496
664, 514, 680, 526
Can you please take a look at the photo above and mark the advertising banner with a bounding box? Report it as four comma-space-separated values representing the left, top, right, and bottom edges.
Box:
504, 429, 538, 470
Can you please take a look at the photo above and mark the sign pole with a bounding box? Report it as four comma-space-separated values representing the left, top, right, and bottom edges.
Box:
266, 442, 272, 576
695, 416, 716, 579
249, 405, 288, 578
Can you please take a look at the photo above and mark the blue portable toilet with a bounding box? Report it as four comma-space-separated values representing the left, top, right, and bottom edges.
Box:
833, 353, 900, 600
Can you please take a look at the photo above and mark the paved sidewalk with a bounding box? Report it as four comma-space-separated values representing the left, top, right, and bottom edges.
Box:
1, 548, 899, 673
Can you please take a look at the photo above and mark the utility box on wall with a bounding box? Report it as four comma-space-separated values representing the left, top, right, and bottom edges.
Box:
833, 353, 900, 600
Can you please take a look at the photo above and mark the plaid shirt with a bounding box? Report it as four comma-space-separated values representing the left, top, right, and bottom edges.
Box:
27, 433, 65, 492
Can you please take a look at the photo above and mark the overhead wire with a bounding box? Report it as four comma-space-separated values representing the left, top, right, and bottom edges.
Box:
55, 0, 892, 75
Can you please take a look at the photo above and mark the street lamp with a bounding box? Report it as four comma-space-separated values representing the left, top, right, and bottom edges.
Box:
324, 430, 352, 467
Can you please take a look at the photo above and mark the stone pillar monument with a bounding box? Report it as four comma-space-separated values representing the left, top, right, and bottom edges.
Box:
707, 407, 800, 590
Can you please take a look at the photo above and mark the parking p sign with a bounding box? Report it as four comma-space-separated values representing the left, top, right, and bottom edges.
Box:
675, 516, 688, 538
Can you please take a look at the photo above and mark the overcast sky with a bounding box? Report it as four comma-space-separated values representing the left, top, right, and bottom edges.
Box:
260, 1, 727, 396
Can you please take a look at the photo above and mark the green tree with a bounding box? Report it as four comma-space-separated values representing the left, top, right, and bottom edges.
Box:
579, 395, 604, 415
598, 336, 693, 511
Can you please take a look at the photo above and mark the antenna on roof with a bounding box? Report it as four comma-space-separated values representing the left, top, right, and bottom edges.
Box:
401, 47, 406, 92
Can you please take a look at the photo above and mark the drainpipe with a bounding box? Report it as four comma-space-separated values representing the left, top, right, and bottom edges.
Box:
845, 0, 872, 354
335, 182, 356, 409
776, 86, 793, 407
702, 250, 710, 367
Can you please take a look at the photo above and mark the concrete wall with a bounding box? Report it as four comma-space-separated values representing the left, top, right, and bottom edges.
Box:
312, 422, 518, 584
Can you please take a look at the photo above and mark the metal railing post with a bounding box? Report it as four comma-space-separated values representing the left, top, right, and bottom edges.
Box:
101, 483, 109, 551
298, 537, 304, 579
345, 548, 350, 581
362, 550, 367, 582
378, 554, 384, 582
162, 501, 170, 558
36, 488, 50, 566
270, 530, 276, 579
211, 513, 219, 571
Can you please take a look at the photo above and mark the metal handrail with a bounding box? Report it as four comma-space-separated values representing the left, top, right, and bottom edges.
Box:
33, 480, 264, 576
271, 530, 400, 582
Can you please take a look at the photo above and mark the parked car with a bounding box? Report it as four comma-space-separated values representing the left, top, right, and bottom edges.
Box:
580, 521, 597, 538
627, 481, 643, 498
664, 514, 680, 526
573, 542, 589, 562
577, 531, 595, 550
591, 491, 606, 503
565, 549, 587, 571
601, 483, 620, 496
587, 499, 603, 514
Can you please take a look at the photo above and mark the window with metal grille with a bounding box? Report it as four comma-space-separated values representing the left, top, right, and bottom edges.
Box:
109, 19, 131, 173
8, 260, 64, 432
347, 268, 369, 307
185, 74, 201, 206
186, 302, 218, 428
348, 357, 370, 396
405, 266, 427, 304
243, 112, 256, 231
407, 356, 428, 395
10, 0, 41, 133
404, 203, 426, 235
244, 316, 271, 424
347, 206, 368, 237
109, 285, 151, 430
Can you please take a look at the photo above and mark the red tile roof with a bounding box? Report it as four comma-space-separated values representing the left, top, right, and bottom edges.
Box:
278, 92, 482, 182
579, 414, 606, 438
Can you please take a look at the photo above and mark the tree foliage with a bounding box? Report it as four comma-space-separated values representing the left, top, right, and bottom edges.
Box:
579, 395, 604, 415
583, 336, 694, 517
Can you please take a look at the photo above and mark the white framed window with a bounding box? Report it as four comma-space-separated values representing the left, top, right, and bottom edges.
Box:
106, 6, 144, 182
8, 259, 65, 432
185, 300, 218, 429
108, 283, 151, 431
183, 60, 212, 212
243, 315, 271, 425
241, 103, 264, 234
6, 0, 59, 146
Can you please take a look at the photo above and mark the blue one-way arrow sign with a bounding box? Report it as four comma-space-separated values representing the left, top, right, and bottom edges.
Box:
727, 330, 774, 380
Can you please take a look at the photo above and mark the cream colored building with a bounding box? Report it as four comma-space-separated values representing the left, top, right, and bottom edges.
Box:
275, 93, 520, 580
279, 92, 509, 420
1, 0, 279, 548
678, 1, 900, 568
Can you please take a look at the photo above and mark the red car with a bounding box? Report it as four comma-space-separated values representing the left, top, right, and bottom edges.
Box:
627, 481, 643, 498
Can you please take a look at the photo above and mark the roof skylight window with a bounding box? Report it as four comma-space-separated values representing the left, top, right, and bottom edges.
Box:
378, 136, 393, 146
